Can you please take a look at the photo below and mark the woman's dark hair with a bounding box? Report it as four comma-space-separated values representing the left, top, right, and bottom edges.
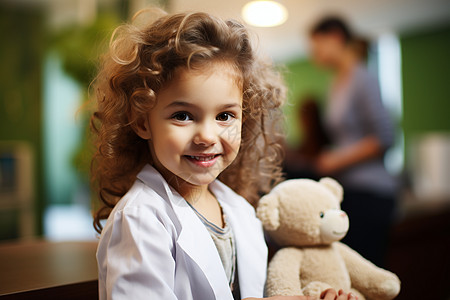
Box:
310, 16, 353, 43
297, 97, 329, 157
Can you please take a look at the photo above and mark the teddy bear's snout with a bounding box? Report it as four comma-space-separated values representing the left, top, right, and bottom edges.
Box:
319, 209, 350, 243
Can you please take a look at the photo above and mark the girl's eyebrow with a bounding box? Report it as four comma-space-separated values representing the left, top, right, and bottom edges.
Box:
221, 103, 242, 110
164, 101, 195, 109
164, 101, 242, 110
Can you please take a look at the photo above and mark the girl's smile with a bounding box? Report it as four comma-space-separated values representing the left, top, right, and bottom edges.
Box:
184, 153, 222, 168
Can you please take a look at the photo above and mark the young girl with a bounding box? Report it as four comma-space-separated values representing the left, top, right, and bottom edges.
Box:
92, 8, 357, 300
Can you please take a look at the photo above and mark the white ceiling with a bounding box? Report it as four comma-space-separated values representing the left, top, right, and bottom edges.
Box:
6, 0, 450, 62
170, 0, 450, 62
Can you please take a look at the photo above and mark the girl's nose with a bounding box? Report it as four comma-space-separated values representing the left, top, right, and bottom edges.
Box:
193, 122, 218, 146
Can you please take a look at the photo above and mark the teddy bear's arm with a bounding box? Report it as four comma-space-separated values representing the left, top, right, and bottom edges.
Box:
336, 242, 400, 300
266, 247, 304, 297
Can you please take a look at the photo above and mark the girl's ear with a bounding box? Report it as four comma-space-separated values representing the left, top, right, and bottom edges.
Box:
131, 115, 152, 140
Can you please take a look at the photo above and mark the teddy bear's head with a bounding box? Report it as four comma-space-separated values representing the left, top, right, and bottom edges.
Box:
256, 178, 349, 247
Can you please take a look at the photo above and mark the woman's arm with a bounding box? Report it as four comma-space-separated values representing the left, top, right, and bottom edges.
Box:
316, 70, 394, 175
316, 135, 382, 175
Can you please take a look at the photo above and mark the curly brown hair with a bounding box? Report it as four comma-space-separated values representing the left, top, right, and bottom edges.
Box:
92, 9, 286, 233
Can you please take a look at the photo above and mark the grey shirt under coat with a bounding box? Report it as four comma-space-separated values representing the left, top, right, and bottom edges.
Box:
325, 64, 398, 195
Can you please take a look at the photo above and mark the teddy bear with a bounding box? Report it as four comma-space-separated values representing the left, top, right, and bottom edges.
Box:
256, 177, 401, 300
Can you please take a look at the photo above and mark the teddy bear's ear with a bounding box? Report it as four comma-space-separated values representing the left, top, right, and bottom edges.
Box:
256, 193, 280, 231
319, 177, 344, 203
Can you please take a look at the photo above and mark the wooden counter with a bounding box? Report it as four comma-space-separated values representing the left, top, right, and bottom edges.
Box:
0, 240, 98, 299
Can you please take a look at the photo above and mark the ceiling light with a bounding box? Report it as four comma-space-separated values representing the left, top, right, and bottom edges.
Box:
242, 0, 288, 27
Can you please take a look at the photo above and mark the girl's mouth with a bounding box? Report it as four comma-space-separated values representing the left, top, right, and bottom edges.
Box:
184, 154, 221, 168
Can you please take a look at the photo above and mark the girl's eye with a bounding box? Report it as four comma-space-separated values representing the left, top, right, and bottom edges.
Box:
216, 112, 235, 122
172, 112, 192, 122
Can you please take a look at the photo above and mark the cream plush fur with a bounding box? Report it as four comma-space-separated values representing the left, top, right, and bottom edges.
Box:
256, 178, 401, 300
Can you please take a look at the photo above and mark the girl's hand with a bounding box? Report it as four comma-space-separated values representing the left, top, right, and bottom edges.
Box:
244, 289, 357, 300
320, 288, 358, 300
244, 297, 317, 300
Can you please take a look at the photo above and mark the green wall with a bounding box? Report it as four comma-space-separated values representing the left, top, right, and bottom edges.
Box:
401, 25, 450, 142
282, 59, 331, 146
0, 5, 46, 238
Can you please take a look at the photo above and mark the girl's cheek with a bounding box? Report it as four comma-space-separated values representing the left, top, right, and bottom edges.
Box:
155, 125, 187, 153
224, 122, 242, 146
169, 127, 192, 147
222, 123, 242, 156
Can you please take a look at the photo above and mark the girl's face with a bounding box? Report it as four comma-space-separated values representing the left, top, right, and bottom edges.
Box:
137, 63, 243, 187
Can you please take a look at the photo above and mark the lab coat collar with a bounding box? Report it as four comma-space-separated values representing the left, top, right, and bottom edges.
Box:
137, 164, 233, 300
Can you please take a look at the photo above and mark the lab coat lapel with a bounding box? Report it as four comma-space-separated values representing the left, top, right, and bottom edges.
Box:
137, 165, 232, 300
214, 182, 268, 299
170, 193, 233, 300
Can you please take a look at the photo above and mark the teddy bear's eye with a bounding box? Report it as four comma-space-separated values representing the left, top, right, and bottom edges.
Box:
319, 212, 325, 218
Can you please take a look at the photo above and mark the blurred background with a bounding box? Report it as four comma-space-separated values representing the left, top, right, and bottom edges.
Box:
0, 0, 449, 298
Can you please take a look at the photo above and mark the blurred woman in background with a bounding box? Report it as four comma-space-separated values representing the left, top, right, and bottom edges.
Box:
309, 16, 397, 267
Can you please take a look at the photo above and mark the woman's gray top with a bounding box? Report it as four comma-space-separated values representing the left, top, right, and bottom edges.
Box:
325, 64, 397, 195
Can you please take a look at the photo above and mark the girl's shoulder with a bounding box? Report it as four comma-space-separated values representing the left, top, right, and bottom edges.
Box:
112, 164, 177, 214
113, 179, 169, 214
102, 177, 179, 236
97, 178, 180, 270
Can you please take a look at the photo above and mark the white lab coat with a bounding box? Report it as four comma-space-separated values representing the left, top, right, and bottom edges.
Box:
97, 164, 268, 300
